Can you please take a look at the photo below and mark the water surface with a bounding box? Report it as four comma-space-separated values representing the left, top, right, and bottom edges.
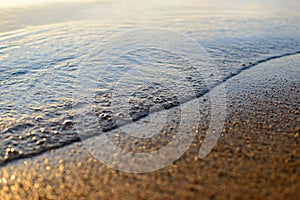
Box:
0, 0, 299, 165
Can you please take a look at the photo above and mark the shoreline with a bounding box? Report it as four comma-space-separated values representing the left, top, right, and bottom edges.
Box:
0, 54, 299, 199
1, 51, 299, 167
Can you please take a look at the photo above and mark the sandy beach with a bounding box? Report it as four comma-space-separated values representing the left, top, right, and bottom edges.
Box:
0, 54, 299, 200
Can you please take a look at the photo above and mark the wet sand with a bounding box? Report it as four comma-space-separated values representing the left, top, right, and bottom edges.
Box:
0, 54, 299, 199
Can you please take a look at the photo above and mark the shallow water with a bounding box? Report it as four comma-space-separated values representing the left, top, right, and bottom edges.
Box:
0, 0, 300, 165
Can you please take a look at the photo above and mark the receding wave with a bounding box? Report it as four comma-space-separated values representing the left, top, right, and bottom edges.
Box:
0, 22, 299, 166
